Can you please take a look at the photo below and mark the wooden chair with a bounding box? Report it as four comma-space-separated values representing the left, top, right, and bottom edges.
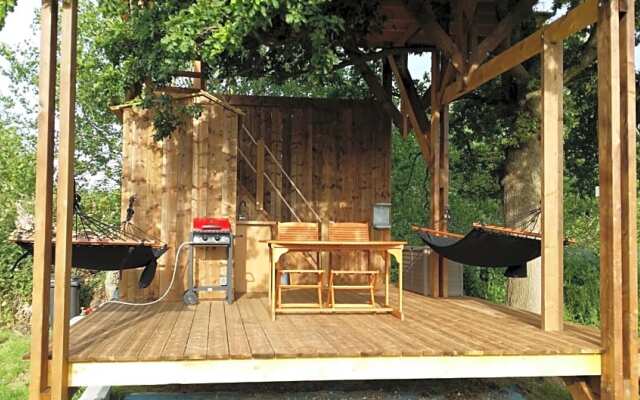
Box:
275, 222, 323, 308
327, 222, 378, 308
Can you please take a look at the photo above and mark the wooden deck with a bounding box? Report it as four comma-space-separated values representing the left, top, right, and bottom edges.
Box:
63, 291, 603, 387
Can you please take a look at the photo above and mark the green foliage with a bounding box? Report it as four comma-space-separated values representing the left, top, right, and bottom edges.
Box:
92, 0, 383, 139
0, 125, 35, 328
0, 330, 29, 400
1, 0, 124, 187
0, 0, 16, 31
563, 247, 600, 326
390, 131, 427, 245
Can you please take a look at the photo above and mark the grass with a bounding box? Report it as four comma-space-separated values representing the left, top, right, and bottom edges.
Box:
0, 330, 29, 400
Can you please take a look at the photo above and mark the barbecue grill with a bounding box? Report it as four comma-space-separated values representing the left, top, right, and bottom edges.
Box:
183, 217, 234, 305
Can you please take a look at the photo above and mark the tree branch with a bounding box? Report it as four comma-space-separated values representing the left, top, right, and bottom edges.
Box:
564, 31, 597, 83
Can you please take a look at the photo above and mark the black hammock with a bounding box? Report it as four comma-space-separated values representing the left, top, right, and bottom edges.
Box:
12, 193, 167, 288
416, 224, 544, 278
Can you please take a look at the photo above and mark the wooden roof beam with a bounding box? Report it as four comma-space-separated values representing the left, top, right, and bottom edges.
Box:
467, 0, 537, 79
405, 0, 466, 75
387, 54, 431, 161
441, 0, 598, 104
352, 58, 404, 131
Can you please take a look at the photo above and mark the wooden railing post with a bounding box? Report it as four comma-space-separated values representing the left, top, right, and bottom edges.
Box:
540, 37, 564, 332
618, 0, 638, 397
596, 0, 624, 398
51, 0, 78, 399
29, 1, 58, 399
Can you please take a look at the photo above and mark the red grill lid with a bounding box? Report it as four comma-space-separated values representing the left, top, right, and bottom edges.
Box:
193, 217, 231, 232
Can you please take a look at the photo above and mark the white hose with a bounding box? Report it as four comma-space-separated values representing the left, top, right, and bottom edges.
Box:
104, 241, 193, 307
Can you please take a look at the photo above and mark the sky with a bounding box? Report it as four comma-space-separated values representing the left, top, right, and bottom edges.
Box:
0, 0, 638, 92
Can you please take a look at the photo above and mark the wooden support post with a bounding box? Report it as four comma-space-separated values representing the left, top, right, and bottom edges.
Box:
619, 0, 638, 397
29, 1, 58, 399
596, 0, 624, 398
540, 39, 564, 332
51, 0, 78, 399
428, 51, 441, 298
192, 60, 205, 90
438, 105, 449, 297
256, 139, 265, 211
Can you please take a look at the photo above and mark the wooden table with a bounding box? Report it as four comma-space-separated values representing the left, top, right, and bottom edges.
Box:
266, 240, 406, 320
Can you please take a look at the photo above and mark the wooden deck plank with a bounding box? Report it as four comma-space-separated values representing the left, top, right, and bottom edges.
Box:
184, 302, 211, 360
99, 303, 165, 362
207, 301, 230, 360
460, 297, 601, 349
73, 303, 146, 362
68, 303, 128, 361
223, 301, 252, 359
444, 298, 595, 353
162, 304, 197, 360
119, 303, 170, 362
237, 298, 275, 358
66, 292, 602, 363
138, 302, 183, 360
283, 313, 338, 357
249, 297, 299, 358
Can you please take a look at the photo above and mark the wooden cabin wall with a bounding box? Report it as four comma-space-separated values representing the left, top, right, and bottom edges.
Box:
227, 96, 392, 282
228, 95, 392, 225
119, 98, 239, 301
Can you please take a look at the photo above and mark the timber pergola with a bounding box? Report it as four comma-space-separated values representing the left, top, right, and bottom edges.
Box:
29, 1, 636, 400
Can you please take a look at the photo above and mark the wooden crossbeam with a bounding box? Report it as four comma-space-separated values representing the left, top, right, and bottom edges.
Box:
441, 0, 598, 105
387, 55, 429, 134
467, 0, 536, 79
405, 0, 465, 74
387, 55, 431, 161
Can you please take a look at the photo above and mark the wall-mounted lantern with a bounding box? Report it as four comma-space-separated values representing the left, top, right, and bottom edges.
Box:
373, 203, 392, 229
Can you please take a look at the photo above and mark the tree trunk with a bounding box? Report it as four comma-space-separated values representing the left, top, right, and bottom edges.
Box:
503, 133, 542, 313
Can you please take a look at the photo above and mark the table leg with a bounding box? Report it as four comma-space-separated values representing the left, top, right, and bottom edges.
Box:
384, 251, 390, 307
270, 247, 287, 321
388, 248, 404, 320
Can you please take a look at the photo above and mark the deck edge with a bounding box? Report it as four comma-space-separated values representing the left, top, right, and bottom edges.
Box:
67, 354, 601, 387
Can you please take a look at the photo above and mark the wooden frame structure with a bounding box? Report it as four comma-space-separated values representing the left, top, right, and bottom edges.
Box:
29, 1, 636, 399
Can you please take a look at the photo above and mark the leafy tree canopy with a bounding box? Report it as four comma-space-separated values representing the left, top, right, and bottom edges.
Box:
98, 0, 381, 94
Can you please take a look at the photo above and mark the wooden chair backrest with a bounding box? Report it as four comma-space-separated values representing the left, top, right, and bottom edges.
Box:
327, 222, 370, 242
276, 222, 319, 241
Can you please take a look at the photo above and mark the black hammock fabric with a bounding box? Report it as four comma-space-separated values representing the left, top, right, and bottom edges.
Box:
417, 228, 541, 278
15, 240, 167, 289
